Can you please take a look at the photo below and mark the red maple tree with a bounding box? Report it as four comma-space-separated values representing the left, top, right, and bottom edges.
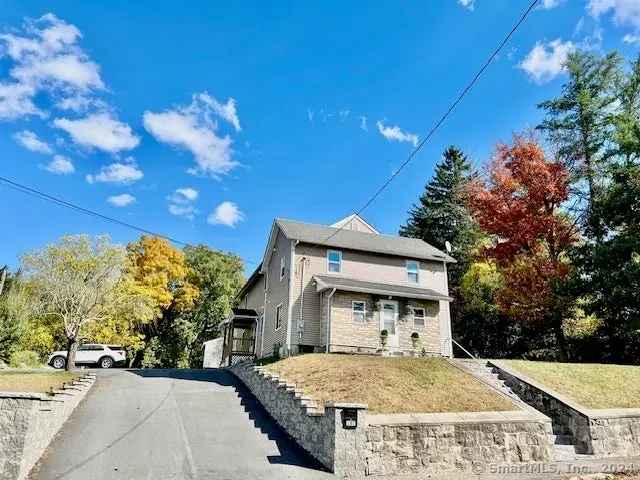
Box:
467, 137, 578, 358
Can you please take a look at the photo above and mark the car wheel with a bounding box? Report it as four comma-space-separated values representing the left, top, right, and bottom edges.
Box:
99, 356, 114, 369
51, 356, 66, 369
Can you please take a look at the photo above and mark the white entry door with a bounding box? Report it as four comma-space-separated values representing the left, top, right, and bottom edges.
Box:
380, 301, 399, 350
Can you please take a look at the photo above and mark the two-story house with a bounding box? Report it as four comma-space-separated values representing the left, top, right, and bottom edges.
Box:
220, 214, 455, 365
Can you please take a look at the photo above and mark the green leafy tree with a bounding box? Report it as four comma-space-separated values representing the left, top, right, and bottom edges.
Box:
22, 235, 126, 370
0, 271, 30, 364
400, 146, 480, 288
183, 245, 244, 367
537, 50, 622, 240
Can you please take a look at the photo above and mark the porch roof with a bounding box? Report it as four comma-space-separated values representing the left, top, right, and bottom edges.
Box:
221, 308, 259, 328
313, 274, 453, 302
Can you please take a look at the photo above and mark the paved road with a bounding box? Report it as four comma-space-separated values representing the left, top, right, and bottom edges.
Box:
32, 369, 333, 480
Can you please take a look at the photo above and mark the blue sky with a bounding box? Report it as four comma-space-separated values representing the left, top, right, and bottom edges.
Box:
1, 0, 639, 271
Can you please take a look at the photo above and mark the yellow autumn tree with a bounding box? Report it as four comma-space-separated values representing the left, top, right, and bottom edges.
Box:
125, 236, 199, 366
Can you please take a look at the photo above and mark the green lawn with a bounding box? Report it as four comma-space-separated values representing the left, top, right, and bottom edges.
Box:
266, 354, 517, 414
0, 370, 80, 394
501, 360, 640, 409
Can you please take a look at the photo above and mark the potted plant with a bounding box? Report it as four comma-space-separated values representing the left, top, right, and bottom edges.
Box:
380, 329, 389, 350
411, 332, 421, 351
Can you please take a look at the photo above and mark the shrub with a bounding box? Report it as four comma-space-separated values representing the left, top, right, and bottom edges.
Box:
9, 350, 41, 368
380, 329, 388, 337
411, 332, 420, 339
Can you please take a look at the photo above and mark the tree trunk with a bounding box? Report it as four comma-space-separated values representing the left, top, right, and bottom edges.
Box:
66, 337, 78, 371
553, 318, 568, 362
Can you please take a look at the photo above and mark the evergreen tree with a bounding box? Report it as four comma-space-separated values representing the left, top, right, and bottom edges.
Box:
537, 50, 622, 240
400, 146, 479, 288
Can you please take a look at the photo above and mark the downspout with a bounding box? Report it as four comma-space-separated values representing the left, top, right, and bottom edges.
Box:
325, 288, 337, 353
261, 267, 268, 357
298, 256, 306, 341
442, 261, 453, 357
285, 240, 297, 355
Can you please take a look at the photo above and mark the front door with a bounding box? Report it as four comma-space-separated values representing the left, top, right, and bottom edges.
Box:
380, 301, 399, 350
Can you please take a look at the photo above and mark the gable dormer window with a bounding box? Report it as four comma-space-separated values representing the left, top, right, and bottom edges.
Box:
280, 256, 286, 281
406, 260, 419, 283
327, 250, 342, 273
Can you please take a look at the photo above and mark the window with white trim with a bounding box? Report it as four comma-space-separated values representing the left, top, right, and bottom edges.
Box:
327, 250, 342, 273
406, 260, 419, 283
275, 304, 283, 330
280, 256, 286, 281
413, 307, 426, 328
352, 301, 366, 322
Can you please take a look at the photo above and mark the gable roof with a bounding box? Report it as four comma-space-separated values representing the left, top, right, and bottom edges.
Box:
330, 214, 379, 234
274, 218, 456, 263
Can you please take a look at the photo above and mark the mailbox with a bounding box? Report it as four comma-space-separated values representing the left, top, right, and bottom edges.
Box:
341, 408, 358, 429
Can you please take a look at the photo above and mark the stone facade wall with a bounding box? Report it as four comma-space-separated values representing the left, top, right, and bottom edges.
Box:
328, 292, 442, 355
364, 414, 552, 476
490, 361, 640, 457
0, 373, 95, 480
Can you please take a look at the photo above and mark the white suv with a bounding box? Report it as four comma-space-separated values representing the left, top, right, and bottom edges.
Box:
48, 344, 126, 369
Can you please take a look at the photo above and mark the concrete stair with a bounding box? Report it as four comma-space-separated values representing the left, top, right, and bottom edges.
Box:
451, 358, 591, 461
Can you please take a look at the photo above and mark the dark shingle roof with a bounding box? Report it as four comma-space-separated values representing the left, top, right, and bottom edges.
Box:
276, 219, 455, 263
314, 274, 452, 301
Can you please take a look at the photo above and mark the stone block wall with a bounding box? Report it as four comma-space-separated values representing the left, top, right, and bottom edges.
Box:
0, 373, 95, 480
490, 361, 640, 457
230, 362, 553, 478
364, 414, 552, 476
229, 362, 367, 477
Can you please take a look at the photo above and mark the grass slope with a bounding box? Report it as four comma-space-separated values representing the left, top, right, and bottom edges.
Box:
502, 360, 640, 409
0, 370, 79, 394
267, 354, 516, 414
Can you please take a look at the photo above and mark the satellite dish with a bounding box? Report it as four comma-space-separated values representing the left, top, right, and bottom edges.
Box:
445, 241, 452, 253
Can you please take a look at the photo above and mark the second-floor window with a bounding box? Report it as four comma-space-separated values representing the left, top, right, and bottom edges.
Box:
280, 256, 286, 281
327, 250, 342, 273
406, 260, 419, 283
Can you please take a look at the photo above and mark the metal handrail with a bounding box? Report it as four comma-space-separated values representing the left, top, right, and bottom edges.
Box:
451, 338, 477, 360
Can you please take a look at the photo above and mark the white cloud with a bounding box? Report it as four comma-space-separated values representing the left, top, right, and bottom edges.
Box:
458, 0, 475, 11
53, 112, 140, 153
196, 93, 241, 132
167, 187, 199, 219
540, 0, 562, 9
623, 33, 640, 44
86, 161, 143, 185
588, 0, 640, 29
143, 93, 239, 177
359, 116, 368, 131
519, 39, 575, 84
207, 201, 244, 227
0, 82, 40, 119
44, 154, 74, 174
307, 109, 314, 123
0, 13, 105, 120
376, 121, 418, 146
13, 130, 52, 154
107, 193, 135, 207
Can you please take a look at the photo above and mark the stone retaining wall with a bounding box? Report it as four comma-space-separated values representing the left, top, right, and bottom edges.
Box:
230, 362, 553, 478
0, 372, 95, 480
364, 412, 552, 476
490, 360, 640, 457
229, 362, 367, 477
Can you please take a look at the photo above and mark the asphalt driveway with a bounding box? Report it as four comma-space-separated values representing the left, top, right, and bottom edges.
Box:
31, 369, 333, 480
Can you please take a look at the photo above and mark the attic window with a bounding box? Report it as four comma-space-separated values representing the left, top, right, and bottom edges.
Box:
280, 256, 286, 281
407, 260, 419, 283
327, 250, 342, 273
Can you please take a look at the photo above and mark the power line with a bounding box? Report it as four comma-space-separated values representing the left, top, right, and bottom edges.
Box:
0, 175, 261, 265
322, 0, 540, 244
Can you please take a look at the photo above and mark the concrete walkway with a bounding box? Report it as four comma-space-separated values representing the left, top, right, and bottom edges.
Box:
30, 369, 333, 480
